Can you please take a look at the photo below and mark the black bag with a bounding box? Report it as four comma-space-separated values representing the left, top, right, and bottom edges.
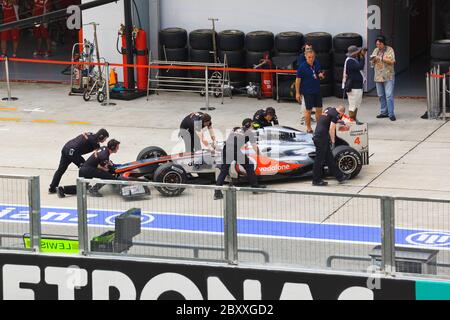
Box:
344, 77, 353, 93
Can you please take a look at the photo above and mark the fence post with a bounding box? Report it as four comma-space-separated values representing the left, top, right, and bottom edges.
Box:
101, 62, 116, 106
28, 176, 41, 252
442, 73, 447, 120
381, 196, 396, 275
224, 187, 238, 265
2, 57, 18, 101
77, 178, 89, 255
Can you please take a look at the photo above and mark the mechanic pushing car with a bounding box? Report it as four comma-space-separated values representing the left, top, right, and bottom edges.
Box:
49, 129, 109, 194
179, 112, 216, 153
252, 107, 279, 129
214, 118, 266, 200
312, 106, 349, 186
57, 139, 121, 198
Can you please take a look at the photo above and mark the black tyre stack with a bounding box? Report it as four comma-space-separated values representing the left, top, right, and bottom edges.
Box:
189, 29, 217, 78
159, 28, 188, 78
218, 30, 246, 87
430, 40, 450, 110
332, 33, 363, 98
274, 32, 304, 101
305, 32, 333, 97
245, 31, 274, 84
430, 40, 450, 72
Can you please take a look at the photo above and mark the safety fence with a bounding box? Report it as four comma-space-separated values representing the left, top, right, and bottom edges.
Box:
1, 175, 450, 280
0, 175, 40, 251
74, 178, 450, 280
426, 66, 450, 120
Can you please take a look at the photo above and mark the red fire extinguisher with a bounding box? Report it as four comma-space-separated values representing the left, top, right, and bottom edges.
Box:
119, 25, 129, 88
135, 28, 149, 91
256, 52, 273, 98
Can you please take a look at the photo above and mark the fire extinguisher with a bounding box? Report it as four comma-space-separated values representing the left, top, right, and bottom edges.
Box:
119, 25, 129, 88
258, 53, 273, 98
135, 28, 149, 91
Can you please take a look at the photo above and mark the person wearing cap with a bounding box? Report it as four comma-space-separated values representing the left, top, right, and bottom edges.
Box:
343, 45, 367, 124
49, 129, 109, 194
295, 50, 325, 133
179, 112, 216, 153
370, 35, 396, 121
252, 107, 279, 129
214, 118, 265, 200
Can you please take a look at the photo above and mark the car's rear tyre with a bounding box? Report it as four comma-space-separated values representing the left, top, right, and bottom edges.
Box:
153, 163, 187, 196
137, 146, 167, 161
333, 145, 362, 179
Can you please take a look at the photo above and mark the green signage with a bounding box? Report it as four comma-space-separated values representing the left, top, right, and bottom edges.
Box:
23, 237, 79, 254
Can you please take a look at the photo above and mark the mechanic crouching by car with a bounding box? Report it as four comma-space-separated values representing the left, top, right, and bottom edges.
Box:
49, 128, 109, 194
214, 118, 266, 200
312, 106, 349, 186
78, 139, 121, 197
179, 112, 216, 153
252, 107, 279, 129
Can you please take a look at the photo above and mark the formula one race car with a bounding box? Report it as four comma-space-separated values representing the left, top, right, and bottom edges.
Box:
113, 121, 369, 197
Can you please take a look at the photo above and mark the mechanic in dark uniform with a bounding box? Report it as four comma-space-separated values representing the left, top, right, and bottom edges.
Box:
312, 106, 348, 186
179, 112, 216, 153
252, 107, 279, 129
77, 139, 121, 197
49, 128, 109, 194
214, 118, 265, 200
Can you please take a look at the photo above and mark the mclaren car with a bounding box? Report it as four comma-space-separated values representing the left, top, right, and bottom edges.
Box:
113, 121, 369, 197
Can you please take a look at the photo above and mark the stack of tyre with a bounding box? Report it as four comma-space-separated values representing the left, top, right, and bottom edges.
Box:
189, 29, 216, 78
217, 30, 246, 88
245, 31, 274, 85
274, 32, 304, 100
431, 40, 450, 111
158, 28, 189, 80
332, 33, 363, 98
304, 32, 333, 98
431, 40, 450, 73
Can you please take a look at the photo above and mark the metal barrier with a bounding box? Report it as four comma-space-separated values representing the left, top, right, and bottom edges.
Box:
1, 174, 449, 279
74, 178, 450, 279
77, 178, 228, 262
426, 65, 450, 120
0, 175, 40, 251
1, 58, 18, 101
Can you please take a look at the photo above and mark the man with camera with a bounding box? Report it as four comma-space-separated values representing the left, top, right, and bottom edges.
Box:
370, 35, 396, 121
343, 45, 367, 124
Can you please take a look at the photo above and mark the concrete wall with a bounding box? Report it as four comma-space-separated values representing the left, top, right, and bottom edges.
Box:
82, 0, 125, 80
160, 0, 367, 37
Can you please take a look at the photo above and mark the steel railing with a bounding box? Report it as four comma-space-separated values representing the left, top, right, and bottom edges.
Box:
2, 174, 450, 280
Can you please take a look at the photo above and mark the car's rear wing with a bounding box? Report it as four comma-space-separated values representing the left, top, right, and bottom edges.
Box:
337, 122, 369, 165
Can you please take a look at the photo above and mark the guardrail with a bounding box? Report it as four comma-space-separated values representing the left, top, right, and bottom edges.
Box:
1, 175, 450, 279
75, 178, 450, 279
0, 175, 40, 252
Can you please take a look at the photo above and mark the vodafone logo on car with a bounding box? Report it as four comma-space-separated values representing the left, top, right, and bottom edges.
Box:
258, 164, 291, 174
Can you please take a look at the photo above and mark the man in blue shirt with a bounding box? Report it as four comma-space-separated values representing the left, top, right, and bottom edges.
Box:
295, 51, 325, 133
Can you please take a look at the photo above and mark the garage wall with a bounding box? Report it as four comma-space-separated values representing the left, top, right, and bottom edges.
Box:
160, 0, 367, 38
82, 0, 125, 80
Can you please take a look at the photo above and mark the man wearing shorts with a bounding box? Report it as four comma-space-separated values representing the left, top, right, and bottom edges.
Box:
1, 0, 19, 58
295, 50, 325, 133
